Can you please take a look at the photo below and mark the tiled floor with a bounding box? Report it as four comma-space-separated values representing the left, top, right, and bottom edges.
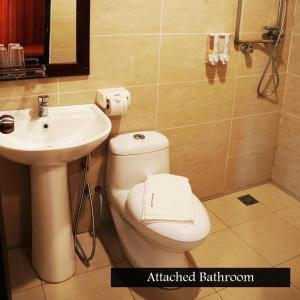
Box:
8, 183, 300, 300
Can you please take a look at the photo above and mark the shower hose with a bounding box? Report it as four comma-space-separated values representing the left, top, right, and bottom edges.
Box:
257, 0, 287, 97
73, 155, 97, 266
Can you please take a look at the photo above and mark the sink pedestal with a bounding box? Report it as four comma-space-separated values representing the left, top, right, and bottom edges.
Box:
31, 164, 76, 283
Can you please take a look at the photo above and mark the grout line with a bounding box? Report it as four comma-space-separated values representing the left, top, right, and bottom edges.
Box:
274, 210, 300, 233
288, 71, 300, 78
41, 284, 47, 300
14, 71, 287, 104
216, 290, 225, 299
229, 223, 274, 266
158, 110, 281, 132
36, 72, 288, 101
274, 253, 300, 266
204, 206, 230, 232
0, 92, 59, 102
227, 147, 277, 159
283, 110, 300, 120
91, 33, 160, 37
90, 31, 284, 38
221, 75, 238, 191
286, 34, 294, 74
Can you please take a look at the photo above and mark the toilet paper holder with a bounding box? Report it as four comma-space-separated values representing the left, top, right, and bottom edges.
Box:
96, 87, 131, 110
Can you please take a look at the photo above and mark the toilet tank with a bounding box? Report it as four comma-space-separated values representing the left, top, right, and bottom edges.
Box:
107, 131, 170, 190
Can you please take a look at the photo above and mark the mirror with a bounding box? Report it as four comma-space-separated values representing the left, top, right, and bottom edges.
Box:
0, 0, 90, 80
50, 0, 76, 64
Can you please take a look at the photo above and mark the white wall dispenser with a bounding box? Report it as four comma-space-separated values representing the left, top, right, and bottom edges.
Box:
207, 33, 219, 65
219, 33, 231, 65
96, 87, 131, 116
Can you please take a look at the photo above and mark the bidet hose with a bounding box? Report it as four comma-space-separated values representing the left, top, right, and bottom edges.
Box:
74, 155, 97, 266
257, 0, 287, 97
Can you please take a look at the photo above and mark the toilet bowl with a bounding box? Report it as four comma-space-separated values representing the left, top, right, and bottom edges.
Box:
106, 131, 211, 268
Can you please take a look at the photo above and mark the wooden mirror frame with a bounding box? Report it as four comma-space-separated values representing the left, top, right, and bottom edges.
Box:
46, 0, 90, 77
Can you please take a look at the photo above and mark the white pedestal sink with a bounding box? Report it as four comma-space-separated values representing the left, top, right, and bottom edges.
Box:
0, 104, 111, 283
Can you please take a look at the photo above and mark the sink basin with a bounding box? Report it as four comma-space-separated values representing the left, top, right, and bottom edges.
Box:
0, 104, 111, 165
0, 104, 111, 283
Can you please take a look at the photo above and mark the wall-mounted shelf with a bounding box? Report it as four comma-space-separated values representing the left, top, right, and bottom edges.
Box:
0, 64, 46, 81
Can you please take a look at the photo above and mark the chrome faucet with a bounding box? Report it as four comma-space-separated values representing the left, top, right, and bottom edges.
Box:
38, 95, 49, 117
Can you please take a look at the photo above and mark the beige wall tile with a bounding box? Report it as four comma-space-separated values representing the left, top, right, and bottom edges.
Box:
51, 49, 76, 64
51, 16, 76, 50
51, 0, 76, 17
159, 35, 237, 83
272, 148, 300, 197
8, 248, 42, 292
2, 193, 31, 248
284, 74, 300, 117
91, 0, 161, 34
111, 85, 157, 135
90, 35, 159, 87
0, 94, 58, 111
293, 0, 300, 34
229, 112, 281, 156
157, 79, 235, 129
58, 76, 95, 93
278, 113, 300, 157
0, 158, 31, 247
59, 91, 96, 106
161, 121, 230, 198
232, 214, 300, 265
225, 150, 275, 192
234, 74, 285, 117
285, 0, 297, 34
98, 226, 127, 264
0, 158, 30, 194
241, 0, 278, 34
237, 35, 290, 76
162, 0, 237, 33
0, 79, 58, 100
289, 34, 300, 76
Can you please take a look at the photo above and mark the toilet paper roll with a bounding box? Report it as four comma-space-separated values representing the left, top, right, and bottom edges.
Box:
107, 97, 128, 116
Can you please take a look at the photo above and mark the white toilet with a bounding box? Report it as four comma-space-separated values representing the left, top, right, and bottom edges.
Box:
106, 131, 211, 268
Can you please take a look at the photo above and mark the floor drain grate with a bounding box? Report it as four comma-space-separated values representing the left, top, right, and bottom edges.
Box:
238, 194, 259, 206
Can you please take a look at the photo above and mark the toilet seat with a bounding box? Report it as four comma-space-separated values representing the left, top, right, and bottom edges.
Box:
125, 180, 211, 245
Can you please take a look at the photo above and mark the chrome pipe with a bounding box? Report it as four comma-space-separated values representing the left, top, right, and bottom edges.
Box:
235, 39, 275, 45
277, 0, 283, 26
235, 0, 243, 43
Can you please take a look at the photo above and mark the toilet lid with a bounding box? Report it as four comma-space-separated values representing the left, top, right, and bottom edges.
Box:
126, 182, 211, 242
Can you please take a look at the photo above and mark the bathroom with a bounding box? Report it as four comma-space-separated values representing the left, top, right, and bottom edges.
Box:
0, 0, 300, 299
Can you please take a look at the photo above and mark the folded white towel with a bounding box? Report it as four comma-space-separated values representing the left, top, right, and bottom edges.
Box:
142, 174, 194, 223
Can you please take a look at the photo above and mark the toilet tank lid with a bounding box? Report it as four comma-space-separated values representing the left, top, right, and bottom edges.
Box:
109, 131, 169, 156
